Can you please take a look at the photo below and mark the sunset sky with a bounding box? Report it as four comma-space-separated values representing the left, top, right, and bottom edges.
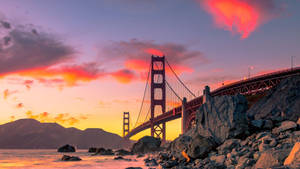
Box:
0, 0, 299, 140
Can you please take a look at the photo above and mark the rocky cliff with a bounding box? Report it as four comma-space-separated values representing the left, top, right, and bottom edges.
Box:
146, 76, 300, 169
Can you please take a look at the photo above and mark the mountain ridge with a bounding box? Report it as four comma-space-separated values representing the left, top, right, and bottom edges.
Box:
0, 118, 130, 149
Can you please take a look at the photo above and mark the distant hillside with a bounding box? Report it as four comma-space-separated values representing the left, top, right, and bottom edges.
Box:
0, 119, 131, 149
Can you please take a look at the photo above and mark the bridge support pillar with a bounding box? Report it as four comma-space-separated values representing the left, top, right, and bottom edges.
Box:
123, 112, 130, 138
150, 55, 166, 142
181, 97, 187, 134
203, 86, 210, 103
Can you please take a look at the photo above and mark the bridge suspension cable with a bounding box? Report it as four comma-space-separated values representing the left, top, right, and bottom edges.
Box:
133, 63, 151, 129
165, 59, 196, 98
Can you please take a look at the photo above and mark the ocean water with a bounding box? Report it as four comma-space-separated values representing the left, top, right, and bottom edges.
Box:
0, 149, 147, 169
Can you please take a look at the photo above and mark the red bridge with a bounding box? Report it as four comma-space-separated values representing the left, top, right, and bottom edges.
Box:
123, 56, 300, 141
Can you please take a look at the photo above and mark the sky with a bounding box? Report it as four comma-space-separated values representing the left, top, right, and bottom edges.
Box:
0, 0, 299, 140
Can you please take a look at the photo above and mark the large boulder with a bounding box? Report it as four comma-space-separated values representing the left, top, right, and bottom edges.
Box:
169, 132, 217, 159
61, 155, 81, 161
272, 121, 298, 134
131, 136, 161, 154
94, 148, 114, 155
187, 134, 217, 159
247, 76, 300, 122
196, 94, 249, 144
57, 144, 75, 152
284, 142, 300, 168
255, 149, 291, 168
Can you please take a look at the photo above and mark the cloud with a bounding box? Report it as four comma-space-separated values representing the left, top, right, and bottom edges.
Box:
111, 69, 137, 84
0, 20, 11, 29
16, 103, 24, 109
16, 62, 105, 86
0, 25, 75, 75
99, 39, 207, 83
3, 89, 18, 100
0, 19, 104, 87
200, 0, 285, 38
25, 111, 86, 125
24, 80, 34, 90
10, 116, 15, 122
2, 62, 105, 87
188, 74, 240, 90
102, 39, 206, 65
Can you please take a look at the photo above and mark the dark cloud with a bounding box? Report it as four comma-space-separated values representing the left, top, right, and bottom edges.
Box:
31, 29, 38, 35
100, 39, 208, 66
3, 36, 11, 46
0, 26, 75, 75
0, 20, 11, 29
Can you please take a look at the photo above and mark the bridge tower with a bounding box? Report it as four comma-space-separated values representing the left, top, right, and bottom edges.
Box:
150, 55, 166, 142
123, 112, 130, 137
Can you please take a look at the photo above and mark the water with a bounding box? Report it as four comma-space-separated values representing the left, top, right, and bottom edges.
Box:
0, 149, 146, 169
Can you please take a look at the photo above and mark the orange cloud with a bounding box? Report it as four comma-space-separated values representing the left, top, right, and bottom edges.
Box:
25, 111, 87, 125
111, 69, 136, 84
125, 59, 193, 81
24, 80, 34, 90
201, 0, 282, 38
16, 103, 24, 109
145, 48, 164, 57
10, 116, 15, 122
1, 63, 104, 87
125, 59, 149, 72
3, 89, 18, 100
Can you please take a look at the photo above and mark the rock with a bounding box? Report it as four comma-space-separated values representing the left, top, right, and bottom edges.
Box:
263, 120, 274, 130
169, 135, 191, 154
88, 147, 97, 153
144, 158, 158, 166
158, 152, 171, 161
272, 121, 297, 134
131, 136, 161, 154
258, 135, 277, 152
236, 156, 255, 169
293, 131, 300, 137
210, 155, 226, 165
160, 160, 178, 168
136, 154, 144, 158
255, 149, 291, 169
247, 76, 300, 122
57, 144, 75, 152
94, 148, 114, 155
114, 156, 124, 160
187, 134, 217, 159
251, 120, 264, 129
61, 155, 81, 161
256, 131, 271, 140
258, 143, 270, 152
114, 149, 132, 156
253, 151, 260, 160
217, 139, 241, 155
114, 156, 131, 161
284, 142, 300, 167
196, 94, 249, 144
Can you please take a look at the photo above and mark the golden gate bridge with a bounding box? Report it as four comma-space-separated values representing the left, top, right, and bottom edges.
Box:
123, 55, 300, 142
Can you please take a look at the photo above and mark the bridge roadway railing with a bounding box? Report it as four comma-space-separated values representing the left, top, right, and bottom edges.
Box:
125, 67, 300, 139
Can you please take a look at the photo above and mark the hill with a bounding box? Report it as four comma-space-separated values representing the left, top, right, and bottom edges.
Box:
0, 119, 130, 149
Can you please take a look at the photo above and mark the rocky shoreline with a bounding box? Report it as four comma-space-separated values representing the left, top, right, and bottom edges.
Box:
137, 76, 300, 168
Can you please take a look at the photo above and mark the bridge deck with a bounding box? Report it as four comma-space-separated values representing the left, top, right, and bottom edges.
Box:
125, 67, 300, 139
